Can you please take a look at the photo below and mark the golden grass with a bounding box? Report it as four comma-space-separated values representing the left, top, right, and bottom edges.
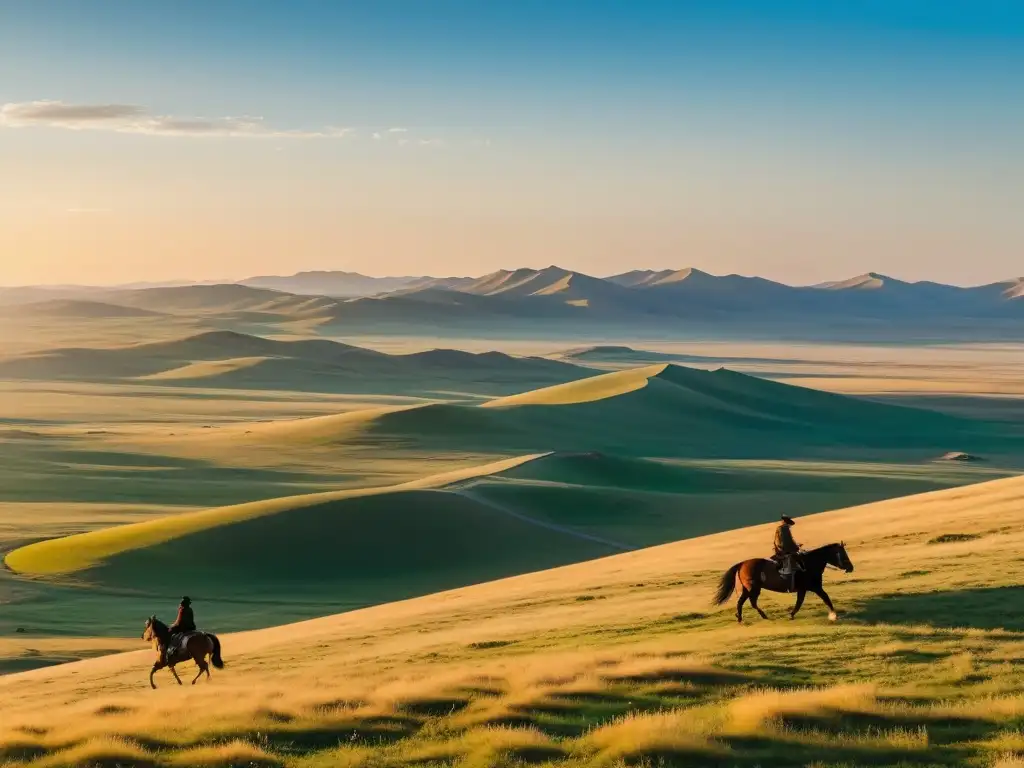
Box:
726, 683, 878, 732
483, 365, 663, 407
30, 735, 152, 768
580, 709, 723, 762
2, 469, 1024, 765
166, 739, 281, 766
137, 356, 270, 381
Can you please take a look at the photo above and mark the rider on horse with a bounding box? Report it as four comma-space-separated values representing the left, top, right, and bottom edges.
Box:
773, 515, 803, 590
160, 596, 197, 666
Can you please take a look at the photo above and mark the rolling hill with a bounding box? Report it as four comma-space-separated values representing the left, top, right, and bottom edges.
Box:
3, 474, 1024, 767
177, 361, 1011, 463
553, 344, 789, 367
240, 270, 425, 297
0, 330, 592, 394
3, 447, 1004, 619
94, 284, 338, 317
0, 299, 166, 320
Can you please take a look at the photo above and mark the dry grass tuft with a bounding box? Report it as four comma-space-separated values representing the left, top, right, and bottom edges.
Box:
580, 708, 724, 763
727, 683, 878, 733
166, 739, 282, 767
32, 735, 153, 768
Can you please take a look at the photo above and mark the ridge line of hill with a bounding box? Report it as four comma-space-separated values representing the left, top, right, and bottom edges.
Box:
3, 453, 552, 576
4, 269, 1022, 338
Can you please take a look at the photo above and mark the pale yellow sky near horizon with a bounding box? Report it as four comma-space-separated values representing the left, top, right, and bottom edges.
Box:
1, 119, 1020, 288
3, 207, 1016, 288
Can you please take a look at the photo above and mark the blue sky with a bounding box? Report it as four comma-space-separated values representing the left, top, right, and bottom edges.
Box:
1, 1, 1022, 285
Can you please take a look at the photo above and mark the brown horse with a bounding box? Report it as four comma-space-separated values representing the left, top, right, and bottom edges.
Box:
712, 542, 854, 623
142, 616, 224, 689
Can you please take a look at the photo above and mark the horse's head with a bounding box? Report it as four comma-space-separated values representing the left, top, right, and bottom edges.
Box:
830, 541, 854, 573
142, 615, 168, 642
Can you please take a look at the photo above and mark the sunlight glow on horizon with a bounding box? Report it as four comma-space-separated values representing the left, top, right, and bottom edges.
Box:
1, 1, 1021, 287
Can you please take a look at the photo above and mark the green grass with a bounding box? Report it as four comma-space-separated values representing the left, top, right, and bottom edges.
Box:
2, 451, 1007, 638
3, 454, 543, 576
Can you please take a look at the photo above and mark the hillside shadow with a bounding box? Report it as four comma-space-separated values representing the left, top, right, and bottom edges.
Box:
856, 586, 1024, 631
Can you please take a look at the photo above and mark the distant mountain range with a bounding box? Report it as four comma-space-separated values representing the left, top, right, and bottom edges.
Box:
2, 266, 1022, 339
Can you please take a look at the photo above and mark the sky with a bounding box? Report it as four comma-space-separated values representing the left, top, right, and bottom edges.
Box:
1, 0, 1022, 287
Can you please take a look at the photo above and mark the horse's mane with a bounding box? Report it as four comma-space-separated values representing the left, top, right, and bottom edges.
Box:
149, 617, 170, 640
802, 542, 845, 564
810, 542, 843, 553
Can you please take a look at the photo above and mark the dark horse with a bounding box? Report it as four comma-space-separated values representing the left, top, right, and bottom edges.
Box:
712, 542, 854, 623
142, 616, 224, 689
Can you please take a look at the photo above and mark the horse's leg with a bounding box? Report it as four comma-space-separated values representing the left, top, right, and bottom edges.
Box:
190, 647, 209, 685
150, 661, 163, 690
790, 590, 807, 620
813, 587, 839, 621
169, 663, 183, 685
748, 585, 770, 620
736, 586, 749, 623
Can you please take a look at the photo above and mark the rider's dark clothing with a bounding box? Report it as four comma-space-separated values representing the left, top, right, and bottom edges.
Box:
169, 604, 196, 636
774, 524, 799, 556
773, 522, 802, 590
160, 603, 196, 665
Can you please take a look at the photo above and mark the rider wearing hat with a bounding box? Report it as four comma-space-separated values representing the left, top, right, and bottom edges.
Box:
773, 516, 803, 589
161, 597, 197, 665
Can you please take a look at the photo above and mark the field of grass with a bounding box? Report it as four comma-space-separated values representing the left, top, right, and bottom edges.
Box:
2, 448, 1008, 638
2, 474, 1024, 766
1, 320, 1024, 766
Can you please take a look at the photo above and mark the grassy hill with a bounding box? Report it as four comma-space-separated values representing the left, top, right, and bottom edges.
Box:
4, 455, 628, 606
4, 447, 1005, 630
2, 474, 1024, 767
0, 331, 593, 395
130, 361, 1017, 492
0, 299, 167, 320
226, 362, 1002, 460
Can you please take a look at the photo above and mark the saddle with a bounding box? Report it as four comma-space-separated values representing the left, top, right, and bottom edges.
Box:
166, 630, 200, 660
771, 552, 804, 576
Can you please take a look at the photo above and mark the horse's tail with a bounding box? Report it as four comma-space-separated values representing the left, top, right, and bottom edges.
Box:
208, 634, 224, 669
712, 563, 741, 606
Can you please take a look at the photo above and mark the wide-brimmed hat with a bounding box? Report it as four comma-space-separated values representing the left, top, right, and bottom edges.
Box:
781, 515, 795, 525
181, 596, 192, 605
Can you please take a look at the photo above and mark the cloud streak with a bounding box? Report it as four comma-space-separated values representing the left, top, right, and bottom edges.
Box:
0, 101, 352, 139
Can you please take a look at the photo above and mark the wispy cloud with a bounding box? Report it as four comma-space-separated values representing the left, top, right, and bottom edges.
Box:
0, 101, 352, 139
387, 127, 408, 133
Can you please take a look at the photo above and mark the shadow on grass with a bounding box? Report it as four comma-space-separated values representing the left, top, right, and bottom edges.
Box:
718, 735, 965, 767
856, 586, 1024, 631
781, 709, 997, 746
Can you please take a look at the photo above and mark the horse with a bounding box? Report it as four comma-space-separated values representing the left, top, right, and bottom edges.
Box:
142, 616, 224, 689
712, 542, 854, 623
